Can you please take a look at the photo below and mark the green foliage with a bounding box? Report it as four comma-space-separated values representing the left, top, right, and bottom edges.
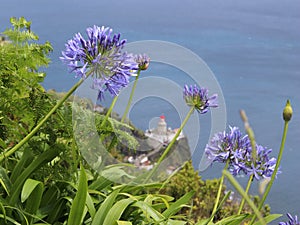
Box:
92, 189, 121, 225
160, 161, 271, 224
0, 17, 75, 224
0, 16, 52, 147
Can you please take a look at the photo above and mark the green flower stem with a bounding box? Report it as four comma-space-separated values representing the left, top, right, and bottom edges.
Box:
209, 161, 229, 223
144, 106, 195, 183
121, 70, 141, 123
238, 110, 256, 215
100, 95, 119, 128
223, 170, 266, 225
250, 120, 289, 225
240, 110, 257, 163
0, 71, 93, 162
237, 173, 254, 215
106, 70, 141, 152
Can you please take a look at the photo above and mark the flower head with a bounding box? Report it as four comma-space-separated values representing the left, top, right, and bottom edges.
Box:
135, 54, 150, 70
205, 126, 279, 180
279, 213, 300, 225
183, 85, 218, 114
60, 25, 139, 100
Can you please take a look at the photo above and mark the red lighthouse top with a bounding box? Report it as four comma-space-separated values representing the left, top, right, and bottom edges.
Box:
160, 115, 165, 120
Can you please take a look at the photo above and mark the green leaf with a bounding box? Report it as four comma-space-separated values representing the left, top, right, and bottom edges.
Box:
86, 192, 96, 219
167, 219, 187, 225
163, 191, 195, 218
144, 194, 155, 205
0, 214, 21, 225
10, 147, 34, 183
0, 166, 11, 196
21, 179, 44, 224
103, 198, 135, 225
0, 138, 7, 149
33, 223, 50, 225
253, 214, 282, 225
40, 185, 59, 208
92, 189, 120, 225
67, 166, 88, 225
46, 198, 66, 224
9, 146, 59, 205
195, 219, 214, 225
215, 214, 249, 225
117, 221, 132, 225
120, 182, 162, 193
132, 201, 165, 222
21, 179, 43, 203
89, 175, 113, 191
100, 166, 135, 181
0, 201, 7, 223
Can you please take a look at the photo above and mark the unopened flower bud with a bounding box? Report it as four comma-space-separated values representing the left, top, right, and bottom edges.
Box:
283, 100, 293, 122
135, 54, 150, 71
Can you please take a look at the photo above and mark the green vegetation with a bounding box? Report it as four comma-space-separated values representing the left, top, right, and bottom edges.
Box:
160, 161, 270, 224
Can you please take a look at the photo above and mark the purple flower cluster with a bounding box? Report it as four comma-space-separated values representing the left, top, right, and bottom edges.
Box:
60, 25, 139, 100
183, 85, 218, 114
135, 54, 150, 71
279, 213, 300, 225
205, 126, 278, 180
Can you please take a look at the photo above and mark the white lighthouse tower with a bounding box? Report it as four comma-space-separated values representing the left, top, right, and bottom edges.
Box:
155, 115, 167, 135
145, 114, 185, 149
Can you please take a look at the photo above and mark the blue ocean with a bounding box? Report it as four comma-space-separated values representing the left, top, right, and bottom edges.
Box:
1, 0, 300, 223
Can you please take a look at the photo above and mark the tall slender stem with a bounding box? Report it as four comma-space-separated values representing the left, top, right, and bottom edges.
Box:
237, 174, 254, 215
121, 70, 140, 123
238, 110, 256, 215
240, 110, 257, 165
209, 161, 229, 223
106, 70, 141, 152
0, 71, 93, 162
250, 120, 289, 224
100, 95, 119, 128
144, 107, 195, 183
223, 170, 266, 225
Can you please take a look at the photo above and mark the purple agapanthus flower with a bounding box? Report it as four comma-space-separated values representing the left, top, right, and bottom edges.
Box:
135, 54, 150, 71
279, 213, 300, 225
183, 85, 218, 114
60, 25, 139, 100
205, 126, 279, 180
